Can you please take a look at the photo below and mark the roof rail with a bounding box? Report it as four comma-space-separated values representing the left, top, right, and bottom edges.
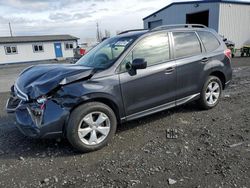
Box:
118, 29, 148, 35
151, 24, 207, 31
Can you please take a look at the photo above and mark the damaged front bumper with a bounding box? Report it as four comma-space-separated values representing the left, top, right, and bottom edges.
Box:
6, 94, 70, 139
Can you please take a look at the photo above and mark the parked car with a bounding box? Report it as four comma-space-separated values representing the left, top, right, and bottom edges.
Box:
6, 24, 232, 152
70, 47, 86, 64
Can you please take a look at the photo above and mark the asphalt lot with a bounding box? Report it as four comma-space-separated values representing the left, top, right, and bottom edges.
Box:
0, 58, 249, 187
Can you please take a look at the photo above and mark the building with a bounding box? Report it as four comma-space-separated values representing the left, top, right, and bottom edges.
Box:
0, 35, 79, 64
143, 0, 250, 48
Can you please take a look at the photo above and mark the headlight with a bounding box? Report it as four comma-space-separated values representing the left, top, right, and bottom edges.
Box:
37, 96, 47, 104
37, 96, 50, 110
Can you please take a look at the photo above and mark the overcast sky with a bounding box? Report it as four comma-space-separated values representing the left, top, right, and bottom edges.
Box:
0, 0, 248, 42
0, 0, 174, 42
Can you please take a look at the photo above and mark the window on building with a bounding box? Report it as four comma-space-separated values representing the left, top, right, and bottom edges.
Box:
5, 46, 18, 55
120, 33, 170, 72
173, 32, 202, 59
33, 44, 44, 52
65, 42, 74, 50
197, 31, 220, 52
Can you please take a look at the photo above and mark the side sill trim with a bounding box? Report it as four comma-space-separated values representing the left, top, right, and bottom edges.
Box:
176, 93, 200, 106
122, 93, 200, 122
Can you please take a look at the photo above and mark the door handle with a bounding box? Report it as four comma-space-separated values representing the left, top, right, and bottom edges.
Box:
201, 57, 209, 63
165, 67, 175, 74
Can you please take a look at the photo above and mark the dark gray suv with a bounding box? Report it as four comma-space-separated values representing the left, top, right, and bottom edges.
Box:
6, 24, 232, 152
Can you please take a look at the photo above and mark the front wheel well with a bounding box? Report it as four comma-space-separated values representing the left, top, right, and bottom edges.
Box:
209, 71, 226, 89
70, 98, 121, 124
63, 97, 121, 137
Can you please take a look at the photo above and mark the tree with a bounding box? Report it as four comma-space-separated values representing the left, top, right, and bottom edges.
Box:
104, 29, 111, 38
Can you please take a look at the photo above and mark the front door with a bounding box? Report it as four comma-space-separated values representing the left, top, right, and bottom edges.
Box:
54, 43, 63, 58
119, 32, 176, 118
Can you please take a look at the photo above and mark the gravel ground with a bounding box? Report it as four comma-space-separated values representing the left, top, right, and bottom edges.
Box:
0, 58, 249, 188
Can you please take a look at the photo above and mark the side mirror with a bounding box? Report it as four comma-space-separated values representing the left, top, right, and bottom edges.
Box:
131, 58, 147, 70
223, 38, 227, 42
125, 58, 147, 76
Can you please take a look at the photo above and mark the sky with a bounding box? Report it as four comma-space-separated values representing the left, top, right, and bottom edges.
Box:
0, 0, 173, 43
0, 0, 249, 43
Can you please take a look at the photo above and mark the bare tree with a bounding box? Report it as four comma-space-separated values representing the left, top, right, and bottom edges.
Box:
104, 29, 111, 38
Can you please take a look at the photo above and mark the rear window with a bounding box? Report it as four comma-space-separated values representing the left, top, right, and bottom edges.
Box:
173, 32, 202, 58
198, 31, 220, 52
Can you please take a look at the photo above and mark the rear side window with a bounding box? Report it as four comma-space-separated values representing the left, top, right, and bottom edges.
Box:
173, 32, 201, 58
198, 31, 220, 52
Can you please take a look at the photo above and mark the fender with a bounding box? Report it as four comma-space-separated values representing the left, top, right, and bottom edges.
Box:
199, 59, 227, 90
54, 82, 125, 120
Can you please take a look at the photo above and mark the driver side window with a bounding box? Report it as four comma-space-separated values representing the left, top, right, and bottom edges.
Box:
120, 33, 170, 72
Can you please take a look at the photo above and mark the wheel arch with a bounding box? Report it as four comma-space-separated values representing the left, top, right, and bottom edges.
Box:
209, 71, 226, 89
70, 95, 122, 123
63, 96, 122, 137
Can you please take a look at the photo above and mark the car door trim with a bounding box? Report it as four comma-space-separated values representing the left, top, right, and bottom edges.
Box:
122, 93, 200, 121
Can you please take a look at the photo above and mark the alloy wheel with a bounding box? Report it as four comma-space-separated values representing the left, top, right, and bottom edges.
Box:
205, 81, 221, 105
78, 112, 111, 146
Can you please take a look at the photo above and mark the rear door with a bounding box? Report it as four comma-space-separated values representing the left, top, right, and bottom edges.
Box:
118, 32, 176, 118
171, 31, 205, 101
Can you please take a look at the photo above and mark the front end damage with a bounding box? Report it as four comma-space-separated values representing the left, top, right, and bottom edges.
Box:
6, 87, 70, 138
6, 64, 95, 138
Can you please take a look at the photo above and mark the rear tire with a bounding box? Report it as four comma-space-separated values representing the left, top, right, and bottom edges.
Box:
198, 76, 222, 110
66, 102, 117, 152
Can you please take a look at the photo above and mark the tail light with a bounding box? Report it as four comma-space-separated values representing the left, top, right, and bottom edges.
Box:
224, 49, 231, 59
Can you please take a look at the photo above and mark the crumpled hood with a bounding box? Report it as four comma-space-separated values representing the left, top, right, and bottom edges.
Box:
15, 64, 94, 100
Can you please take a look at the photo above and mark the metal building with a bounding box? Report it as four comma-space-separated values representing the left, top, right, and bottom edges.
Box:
143, 0, 250, 48
0, 35, 78, 64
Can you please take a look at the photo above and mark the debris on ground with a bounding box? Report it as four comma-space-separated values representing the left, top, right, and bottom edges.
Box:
229, 142, 243, 148
166, 129, 178, 139
168, 178, 177, 185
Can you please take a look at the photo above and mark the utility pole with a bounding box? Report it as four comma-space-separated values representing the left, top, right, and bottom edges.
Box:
9, 22, 13, 37
96, 22, 101, 43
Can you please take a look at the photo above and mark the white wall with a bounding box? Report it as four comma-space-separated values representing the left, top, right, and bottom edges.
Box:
61, 41, 76, 58
219, 3, 250, 48
0, 40, 76, 64
143, 2, 220, 31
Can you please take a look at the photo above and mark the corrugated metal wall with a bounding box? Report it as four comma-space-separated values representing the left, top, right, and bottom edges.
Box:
219, 3, 250, 48
143, 3, 220, 31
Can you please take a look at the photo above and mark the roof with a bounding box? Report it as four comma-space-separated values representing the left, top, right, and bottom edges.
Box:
143, 0, 250, 20
0, 35, 79, 44
118, 30, 148, 37
117, 25, 214, 39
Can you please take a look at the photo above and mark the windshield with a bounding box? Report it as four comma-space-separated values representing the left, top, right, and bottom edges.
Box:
76, 36, 136, 69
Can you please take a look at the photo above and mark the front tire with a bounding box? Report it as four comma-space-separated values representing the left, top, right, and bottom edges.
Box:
66, 102, 117, 152
198, 76, 222, 110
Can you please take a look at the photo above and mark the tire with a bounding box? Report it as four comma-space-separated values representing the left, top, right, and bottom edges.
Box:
66, 102, 117, 152
198, 76, 222, 110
